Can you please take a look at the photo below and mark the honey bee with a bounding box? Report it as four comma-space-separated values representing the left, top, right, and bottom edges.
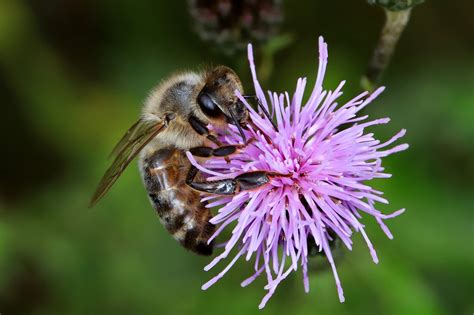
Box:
90, 66, 275, 255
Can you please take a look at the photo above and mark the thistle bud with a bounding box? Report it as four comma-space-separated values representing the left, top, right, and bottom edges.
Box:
367, 0, 424, 11
188, 0, 283, 55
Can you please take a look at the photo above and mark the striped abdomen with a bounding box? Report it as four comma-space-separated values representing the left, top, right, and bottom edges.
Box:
141, 147, 215, 255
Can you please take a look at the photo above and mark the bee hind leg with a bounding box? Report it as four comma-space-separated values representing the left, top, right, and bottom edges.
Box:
186, 170, 271, 195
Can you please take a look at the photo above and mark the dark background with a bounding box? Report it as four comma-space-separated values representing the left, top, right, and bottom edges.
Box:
1, 1, 473, 314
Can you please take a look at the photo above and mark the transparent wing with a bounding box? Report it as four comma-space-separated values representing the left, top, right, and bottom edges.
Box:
108, 119, 142, 158
89, 118, 167, 207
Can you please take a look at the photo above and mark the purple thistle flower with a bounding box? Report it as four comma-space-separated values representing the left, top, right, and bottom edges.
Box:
187, 36, 408, 309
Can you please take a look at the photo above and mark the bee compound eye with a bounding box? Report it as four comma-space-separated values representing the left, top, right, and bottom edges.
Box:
197, 92, 222, 118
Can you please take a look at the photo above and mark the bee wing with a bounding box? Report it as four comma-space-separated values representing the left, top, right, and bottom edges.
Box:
89, 118, 167, 207
108, 119, 142, 158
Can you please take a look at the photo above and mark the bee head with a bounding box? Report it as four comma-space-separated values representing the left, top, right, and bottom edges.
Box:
197, 66, 249, 127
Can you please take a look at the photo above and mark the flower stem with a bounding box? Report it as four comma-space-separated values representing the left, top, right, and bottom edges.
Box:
361, 8, 412, 91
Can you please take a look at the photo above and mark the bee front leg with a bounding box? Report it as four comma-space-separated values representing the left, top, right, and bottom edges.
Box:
188, 115, 222, 145
243, 95, 278, 131
187, 171, 271, 195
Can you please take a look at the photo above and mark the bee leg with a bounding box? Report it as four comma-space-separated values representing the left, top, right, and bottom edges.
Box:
189, 145, 238, 158
187, 171, 271, 195
188, 115, 222, 145
184, 146, 235, 192
243, 95, 278, 131
187, 178, 238, 195
190, 139, 256, 163
185, 165, 199, 184
233, 171, 271, 191
189, 136, 255, 160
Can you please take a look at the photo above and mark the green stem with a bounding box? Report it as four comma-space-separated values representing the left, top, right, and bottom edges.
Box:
362, 8, 412, 91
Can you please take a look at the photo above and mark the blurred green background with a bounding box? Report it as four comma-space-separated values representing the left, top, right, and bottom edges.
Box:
1, 1, 473, 314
